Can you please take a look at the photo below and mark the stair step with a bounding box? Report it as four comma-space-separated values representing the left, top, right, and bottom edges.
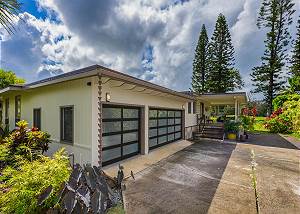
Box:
194, 135, 224, 140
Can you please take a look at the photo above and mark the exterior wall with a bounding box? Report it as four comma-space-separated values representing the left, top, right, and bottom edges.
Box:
0, 77, 94, 165
91, 77, 197, 164
184, 101, 198, 139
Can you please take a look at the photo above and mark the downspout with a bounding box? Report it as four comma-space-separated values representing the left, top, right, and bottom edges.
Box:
97, 72, 103, 167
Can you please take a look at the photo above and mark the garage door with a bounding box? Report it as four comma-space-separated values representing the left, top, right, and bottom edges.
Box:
149, 108, 182, 150
102, 105, 140, 166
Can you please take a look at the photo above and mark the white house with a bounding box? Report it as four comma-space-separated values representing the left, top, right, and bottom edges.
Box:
0, 65, 247, 166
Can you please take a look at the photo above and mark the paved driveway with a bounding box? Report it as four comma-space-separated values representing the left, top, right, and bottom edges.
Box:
124, 134, 300, 214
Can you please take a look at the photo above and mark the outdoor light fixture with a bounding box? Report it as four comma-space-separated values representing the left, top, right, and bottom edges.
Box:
106, 93, 111, 102
182, 104, 185, 109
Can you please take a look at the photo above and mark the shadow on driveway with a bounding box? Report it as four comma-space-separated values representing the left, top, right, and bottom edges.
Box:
240, 133, 299, 150
125, 141, 237, 214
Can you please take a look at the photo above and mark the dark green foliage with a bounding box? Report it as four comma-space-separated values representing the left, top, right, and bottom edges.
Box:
272, 93, 300, 110
289, 18, 300, 91
192, 24, 209, 93
251, 0, 295, 114
0, 120, 51, 169
206, 14, 243, 92
0, 0, 21, 34
0, 69, 25, 89
0, 149, 71, 214
224, 120, 241, 133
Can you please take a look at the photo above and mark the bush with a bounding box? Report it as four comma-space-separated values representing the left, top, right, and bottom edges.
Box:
273, 94, 300, 110
224, 120, 241, 133
0, 120, 51, 168
240, 107, 257, 131
0, 149, 71, 214
264, 108, 292, 133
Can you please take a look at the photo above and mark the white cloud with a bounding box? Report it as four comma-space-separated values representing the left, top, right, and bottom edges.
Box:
0, 0, 299, 98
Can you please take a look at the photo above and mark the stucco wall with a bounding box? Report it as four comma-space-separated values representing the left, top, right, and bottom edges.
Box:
1, 77, 94, 165
90, 77, 197, 164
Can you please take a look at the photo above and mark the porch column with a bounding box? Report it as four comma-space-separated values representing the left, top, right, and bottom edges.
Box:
234, 98, 238, 121
141, 105, 149, 155
97, 73, 103, 167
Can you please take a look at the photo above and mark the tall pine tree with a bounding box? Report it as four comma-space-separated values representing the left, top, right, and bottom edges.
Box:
207, 14, 243, 93
289, 17, 300, 92
192, 24, 209, 93
251, 0, 295, 114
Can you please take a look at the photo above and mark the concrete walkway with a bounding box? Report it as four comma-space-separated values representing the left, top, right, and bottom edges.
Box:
103, 140, 193, 178
124, 134, 300, 214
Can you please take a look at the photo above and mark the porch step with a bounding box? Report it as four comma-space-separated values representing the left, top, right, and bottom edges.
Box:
193, 124, 224, 141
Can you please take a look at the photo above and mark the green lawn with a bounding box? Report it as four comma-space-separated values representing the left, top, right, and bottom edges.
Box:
253, 116, 269, 133
107, 204, 125, 214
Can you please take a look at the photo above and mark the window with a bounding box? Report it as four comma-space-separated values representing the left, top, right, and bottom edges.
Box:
5, 98, 9, 125
188, 102, 192, 114
33, 108, 41, 130
60, 106, 74, 143
193, 102, 196, 114
15, 95, 21, 124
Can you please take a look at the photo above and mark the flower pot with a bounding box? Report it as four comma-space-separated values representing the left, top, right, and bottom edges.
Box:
227, 133, 236, 140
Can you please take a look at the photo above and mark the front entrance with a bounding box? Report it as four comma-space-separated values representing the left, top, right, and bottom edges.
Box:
102, 104, 140, 166
148, 108, 182, 150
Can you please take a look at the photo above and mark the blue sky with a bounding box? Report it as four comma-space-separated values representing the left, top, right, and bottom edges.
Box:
1, 0, 299, 99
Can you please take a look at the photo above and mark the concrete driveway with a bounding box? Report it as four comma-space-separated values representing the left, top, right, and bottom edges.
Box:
124, 134, 300, 214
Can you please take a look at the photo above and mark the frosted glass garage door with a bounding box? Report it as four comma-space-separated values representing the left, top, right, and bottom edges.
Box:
102, 105, 140, 166
148, 108, 182, 150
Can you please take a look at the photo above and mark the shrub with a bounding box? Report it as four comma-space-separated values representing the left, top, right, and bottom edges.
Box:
224, 120, 241, 133
240, 107, 257, 131
0, 120, 51, 168
0, 149, 71, 214
273, 94, 300, 110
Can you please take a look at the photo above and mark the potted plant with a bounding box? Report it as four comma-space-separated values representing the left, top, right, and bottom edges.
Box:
224, 120, 240, 140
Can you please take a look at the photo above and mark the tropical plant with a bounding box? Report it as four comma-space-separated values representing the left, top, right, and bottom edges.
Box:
0, 69, 25, 89
251, 0, 295, 115
224, 120, 241, 133
0, 149, 71, 214
192, 24, 209, 93
207, 13, 243, 92
264, 107, 292, 133
240, 107, 257, 131
0, 120, 51, 168
0, 0, 21, 34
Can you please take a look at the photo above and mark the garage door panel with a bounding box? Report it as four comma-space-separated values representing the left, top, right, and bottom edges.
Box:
102, 105, 140, 166
103, 135, 121, 147
149, 108, 182, 150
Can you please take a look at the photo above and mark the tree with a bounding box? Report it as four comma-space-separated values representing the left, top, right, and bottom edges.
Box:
251, 0, 295, 115
289, 17, 300, 92
192, 24, 209, 93
0, 0, 21, 34
206, 14, 243, 93
0, 69, 25, 89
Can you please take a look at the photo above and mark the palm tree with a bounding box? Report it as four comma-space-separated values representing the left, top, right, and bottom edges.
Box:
0, 0, 21, 34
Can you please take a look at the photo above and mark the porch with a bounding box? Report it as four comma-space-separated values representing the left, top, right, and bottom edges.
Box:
195, 92, 248, 122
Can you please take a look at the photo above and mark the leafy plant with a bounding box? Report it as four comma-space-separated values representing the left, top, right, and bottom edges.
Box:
0, 149, 71, 214
264, 108, 292, 133
0, 120, 51, 168
240, 107, 257, 131
224, 120, 241, 133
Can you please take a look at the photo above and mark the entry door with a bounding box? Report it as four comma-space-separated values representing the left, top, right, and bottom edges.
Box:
148, 108, 182, 150
102, 105, 140, 166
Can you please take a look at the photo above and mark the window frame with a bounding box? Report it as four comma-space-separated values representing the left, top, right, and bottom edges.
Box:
188, 102, 192, 114
60, 105, 74, 144
15, 95, 21, 124
33, 108, 41, 130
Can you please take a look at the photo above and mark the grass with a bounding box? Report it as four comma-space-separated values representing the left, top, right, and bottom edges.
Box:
289, 132, 300, 141
107, 203, 125, 214
252, 117, 269, 133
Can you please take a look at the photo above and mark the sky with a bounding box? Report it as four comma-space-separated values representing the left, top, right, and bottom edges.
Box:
0, 0, 299, 99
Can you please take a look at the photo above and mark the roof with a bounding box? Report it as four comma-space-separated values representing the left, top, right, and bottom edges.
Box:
0, 64, 193, 100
